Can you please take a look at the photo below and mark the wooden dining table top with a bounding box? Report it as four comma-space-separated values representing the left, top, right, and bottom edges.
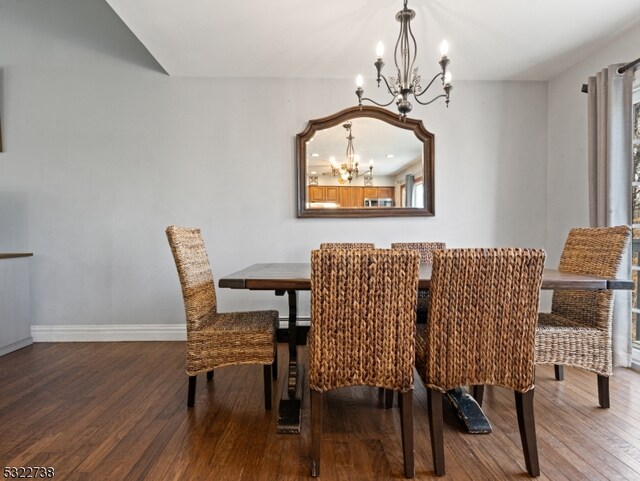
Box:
218, 262, 634, 291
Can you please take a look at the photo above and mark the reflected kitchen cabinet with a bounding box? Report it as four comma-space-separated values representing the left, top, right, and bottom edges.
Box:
308, 186, 396, 208
326, 187, 339, 203
363, 187, 378, 199
309, 186, 325, 202
363, 186, 395, 206
308, 186, 341, 206
339, 187, 364, 208
378, 187, 394, 199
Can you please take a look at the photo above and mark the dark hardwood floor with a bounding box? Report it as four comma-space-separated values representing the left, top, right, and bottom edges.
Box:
1, 342, 640, 480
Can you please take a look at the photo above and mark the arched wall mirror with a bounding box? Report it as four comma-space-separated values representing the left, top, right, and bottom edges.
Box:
296, 106, 434, 218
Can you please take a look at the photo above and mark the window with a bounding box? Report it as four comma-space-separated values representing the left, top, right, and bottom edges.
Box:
400, 177, 424, 208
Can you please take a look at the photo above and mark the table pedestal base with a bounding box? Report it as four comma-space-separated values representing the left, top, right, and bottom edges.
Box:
275, 289, 303, 434
277, 398, 302, 434
446, 388, 492, 434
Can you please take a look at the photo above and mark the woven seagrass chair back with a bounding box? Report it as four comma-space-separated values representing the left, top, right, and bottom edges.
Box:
424, 248, 545, 393
309, 249, 420, 393
166, 226, 217, 332
320, 242, 375, 250
391, 242, 447, 263
552, 226, 630, 330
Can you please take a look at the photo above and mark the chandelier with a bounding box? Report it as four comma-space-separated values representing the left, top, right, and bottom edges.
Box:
355, 0, 452, 118
330, 122, 373, 184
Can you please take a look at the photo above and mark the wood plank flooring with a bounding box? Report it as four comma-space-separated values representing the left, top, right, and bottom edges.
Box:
1, 342, 639, 480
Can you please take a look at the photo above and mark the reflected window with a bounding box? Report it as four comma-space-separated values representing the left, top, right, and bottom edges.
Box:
413, 182, 424, 208
400, 176, 424, 208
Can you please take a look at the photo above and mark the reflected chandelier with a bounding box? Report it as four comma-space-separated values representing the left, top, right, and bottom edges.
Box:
330, 122, 373, 184
355, 0, 452, 118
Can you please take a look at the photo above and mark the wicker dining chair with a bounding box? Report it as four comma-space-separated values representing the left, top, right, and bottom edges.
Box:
535, 225, 630, 408
319, 242, 375, 250
381, 242, 446, 408
391, 242, 447, 264
309, 249, 420, 478
391, 242, 446, 314
416, 248, 546, 477
166, 226, 279, 409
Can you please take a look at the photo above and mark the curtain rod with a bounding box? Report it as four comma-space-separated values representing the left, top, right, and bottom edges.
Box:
618, 57, 640, 73
581, 56, 640, 93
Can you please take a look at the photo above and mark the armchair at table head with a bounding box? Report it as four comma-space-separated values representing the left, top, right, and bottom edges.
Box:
416, 248, 545, 477
166, 225, 279, 410
308, 248, 420, 478
535, 225, 631, 408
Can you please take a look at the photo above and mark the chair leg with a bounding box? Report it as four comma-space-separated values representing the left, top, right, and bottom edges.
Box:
554, 364, 564, 381
206, 370, 213, 381
597, 374, 610, 408
311, 390, 323, 477
472, 385, 485, 407
427, 388, 445, 476
384, 389, 394, 409
263, 365, 272, 411
272, 351, 278, 380
187, 375, 197, 407
400, 391, 415, 478
515, 389, 540, 477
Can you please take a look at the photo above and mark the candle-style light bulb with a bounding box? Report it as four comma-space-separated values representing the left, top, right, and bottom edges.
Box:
444, 71, 452, 85
376, 41, 384, 59
356, 74, 363, 88
440, 39, 449, 57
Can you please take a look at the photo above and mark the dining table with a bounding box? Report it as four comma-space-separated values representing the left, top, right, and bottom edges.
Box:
218, 262, 633, 434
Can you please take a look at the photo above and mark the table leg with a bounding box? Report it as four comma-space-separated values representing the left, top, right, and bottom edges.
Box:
275, 289, 303, 434
445, 387, 492, 434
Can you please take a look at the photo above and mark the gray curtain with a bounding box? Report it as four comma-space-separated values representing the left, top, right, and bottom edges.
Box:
405, 174, 415, 207
587, 64, 634, 367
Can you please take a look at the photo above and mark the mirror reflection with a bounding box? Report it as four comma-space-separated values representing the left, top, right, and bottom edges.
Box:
296, 106, 434, 218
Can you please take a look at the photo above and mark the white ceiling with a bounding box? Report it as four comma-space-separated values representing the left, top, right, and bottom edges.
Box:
105, 0, 640, 81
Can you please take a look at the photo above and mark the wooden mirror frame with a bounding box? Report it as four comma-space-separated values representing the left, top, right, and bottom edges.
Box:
296, 105, 434, 218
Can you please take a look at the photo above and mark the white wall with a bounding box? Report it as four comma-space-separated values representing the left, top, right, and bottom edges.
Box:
0, 0, 548, 324
547, 22, 640, 266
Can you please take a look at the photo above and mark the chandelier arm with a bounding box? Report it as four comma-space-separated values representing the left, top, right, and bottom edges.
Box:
378, 73, 399, 98
359, 95, 397, 108
414, 72, 443, 98
412, 92, 447, 106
